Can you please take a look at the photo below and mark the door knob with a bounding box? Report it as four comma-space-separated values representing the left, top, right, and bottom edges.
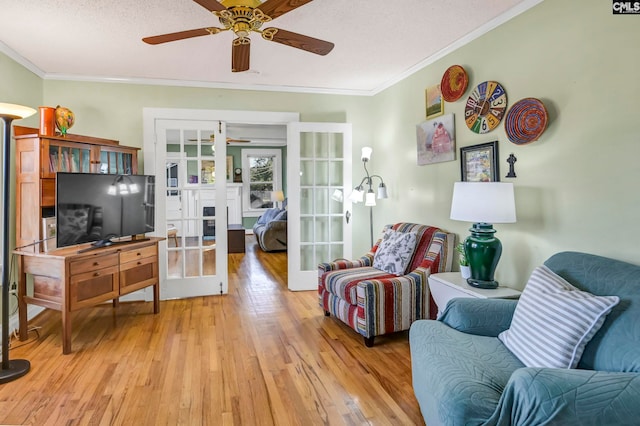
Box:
345, 211, 351, 224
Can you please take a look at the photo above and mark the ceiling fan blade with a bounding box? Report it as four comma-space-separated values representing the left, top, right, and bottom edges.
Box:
261, 28, 334, 55
143, 27, 223, 45
232, 39, 251, 72
257, 0, 313, 19
193, 0, 226, 12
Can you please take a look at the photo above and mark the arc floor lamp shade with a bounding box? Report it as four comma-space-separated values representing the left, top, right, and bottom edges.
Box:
0, 102, 36, 384
450, 182, 516, 289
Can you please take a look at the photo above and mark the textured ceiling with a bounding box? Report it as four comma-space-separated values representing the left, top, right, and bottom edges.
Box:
0, 0, 539, 95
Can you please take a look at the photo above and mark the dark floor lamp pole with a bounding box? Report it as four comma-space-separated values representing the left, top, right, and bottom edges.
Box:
0, 103, 35, 384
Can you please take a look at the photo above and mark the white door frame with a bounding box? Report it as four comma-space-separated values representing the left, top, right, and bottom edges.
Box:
287, 122, 353, 291
143, 108, 299, 299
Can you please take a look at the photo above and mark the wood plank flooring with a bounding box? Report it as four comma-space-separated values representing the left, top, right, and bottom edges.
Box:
2, 237, 425, 425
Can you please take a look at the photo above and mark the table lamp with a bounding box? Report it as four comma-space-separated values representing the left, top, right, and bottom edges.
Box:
0, 102, 36, 383
270, 190, 285, 208
450, 182, 516, 289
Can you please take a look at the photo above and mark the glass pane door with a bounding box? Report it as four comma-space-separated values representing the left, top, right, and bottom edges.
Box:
288, 122, 352, 291
156, 120, 228, 298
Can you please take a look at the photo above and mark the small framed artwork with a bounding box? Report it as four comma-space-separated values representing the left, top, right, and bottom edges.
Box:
460, 141, 500, 182
425, 84, 444, 119
416, 113, 455, 165
226, 156, 233, 181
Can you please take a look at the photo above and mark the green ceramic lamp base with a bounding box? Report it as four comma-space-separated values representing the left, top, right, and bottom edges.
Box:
466, 278, 499, 289
464, 223, 502, 290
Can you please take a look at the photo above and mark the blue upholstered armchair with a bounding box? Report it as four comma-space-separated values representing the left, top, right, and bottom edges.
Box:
409, 252, 640, 426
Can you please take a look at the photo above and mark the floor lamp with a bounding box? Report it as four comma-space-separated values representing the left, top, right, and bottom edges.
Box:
348, 147, 388, 247
0, 102, 36, 384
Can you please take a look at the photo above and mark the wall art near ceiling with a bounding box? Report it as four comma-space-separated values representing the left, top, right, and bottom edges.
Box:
441, 65, 469, 102
460, 141, 500, 182
425, 84, 444, 119
464, 81, 507, 134
416, 113, 456, 166
505, 97, 548, 145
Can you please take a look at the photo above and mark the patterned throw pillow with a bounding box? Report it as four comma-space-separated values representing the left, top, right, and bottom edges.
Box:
372, 230, 418, 276
498, 265, 619, 369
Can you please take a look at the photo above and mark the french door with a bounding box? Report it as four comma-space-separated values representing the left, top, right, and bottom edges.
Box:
153, 119, 228, 298
144, 108, 300, 299
287, 122, 352, 291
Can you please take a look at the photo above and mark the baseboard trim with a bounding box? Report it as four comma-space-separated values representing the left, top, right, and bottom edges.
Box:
4, 305, 45, 342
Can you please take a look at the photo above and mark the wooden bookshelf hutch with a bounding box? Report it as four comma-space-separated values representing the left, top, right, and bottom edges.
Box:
13, 126, 139, 252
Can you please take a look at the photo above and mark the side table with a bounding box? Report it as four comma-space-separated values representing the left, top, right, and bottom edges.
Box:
428, 272, 521, 318
227, 224, 246, 253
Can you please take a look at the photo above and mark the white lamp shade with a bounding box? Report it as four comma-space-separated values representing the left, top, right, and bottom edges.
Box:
361, 146, 372, 162
377, 183, 388, 199
0, 103, 36, 119
365, 190, 376, 206
349, 188, 364, 203
270, 190, 285, 202
450, 182, 516, 223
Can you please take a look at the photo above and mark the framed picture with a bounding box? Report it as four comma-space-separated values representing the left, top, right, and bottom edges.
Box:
226, 156, 233, 181
460, 141, 500, 182
416, 113, 455, 165
425, 84, 444, 119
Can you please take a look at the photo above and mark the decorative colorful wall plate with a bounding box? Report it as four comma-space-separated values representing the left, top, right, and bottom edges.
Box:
441, 65, 469, 102
464, 81, 508, 134
504, 97, 548, 145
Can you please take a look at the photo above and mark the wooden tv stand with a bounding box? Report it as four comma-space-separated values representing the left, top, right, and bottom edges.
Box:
16, 237, 162, 354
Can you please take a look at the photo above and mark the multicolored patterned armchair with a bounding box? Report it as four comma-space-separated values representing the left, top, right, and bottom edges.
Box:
318, 223, 454, 347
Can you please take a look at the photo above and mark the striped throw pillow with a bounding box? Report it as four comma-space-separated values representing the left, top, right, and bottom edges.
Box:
498, 265, 619, 369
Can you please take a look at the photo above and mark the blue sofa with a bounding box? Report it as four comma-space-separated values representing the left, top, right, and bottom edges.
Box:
410, 251, 640, 425
252, 207, 287, 252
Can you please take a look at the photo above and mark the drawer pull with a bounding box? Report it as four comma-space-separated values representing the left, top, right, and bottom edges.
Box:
93, 262, 99, 266
137, 252, 142, 256
137, 261, 142, 265
94, 272, 100, 277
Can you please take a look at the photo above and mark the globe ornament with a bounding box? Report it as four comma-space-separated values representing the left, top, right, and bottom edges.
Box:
55, 106, 75, 136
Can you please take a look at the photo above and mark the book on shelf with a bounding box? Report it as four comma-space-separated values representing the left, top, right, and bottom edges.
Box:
49, 152, 58, 172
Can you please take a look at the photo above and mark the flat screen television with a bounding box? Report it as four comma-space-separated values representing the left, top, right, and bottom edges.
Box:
56, 173, 155, 250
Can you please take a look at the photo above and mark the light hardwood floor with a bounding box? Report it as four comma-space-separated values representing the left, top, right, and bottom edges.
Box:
3, 237, 424, 425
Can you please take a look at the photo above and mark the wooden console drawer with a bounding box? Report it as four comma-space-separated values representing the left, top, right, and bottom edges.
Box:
69, 265, 119, 310
119, 245, 156, 264
70, 253, 119, 276
120, 255, 158, 295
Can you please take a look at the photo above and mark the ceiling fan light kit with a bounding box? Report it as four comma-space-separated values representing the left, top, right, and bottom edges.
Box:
143, 0, 334, 73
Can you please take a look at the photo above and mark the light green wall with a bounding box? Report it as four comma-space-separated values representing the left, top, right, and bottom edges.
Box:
366, 0, 640, 287
0, 56, 41, 243
3, 0, 639, 291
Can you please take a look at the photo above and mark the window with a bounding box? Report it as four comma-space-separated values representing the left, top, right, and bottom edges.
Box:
241, 149, 282, 216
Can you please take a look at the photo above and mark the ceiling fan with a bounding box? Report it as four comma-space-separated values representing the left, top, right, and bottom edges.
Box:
142, 0, 334, 72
